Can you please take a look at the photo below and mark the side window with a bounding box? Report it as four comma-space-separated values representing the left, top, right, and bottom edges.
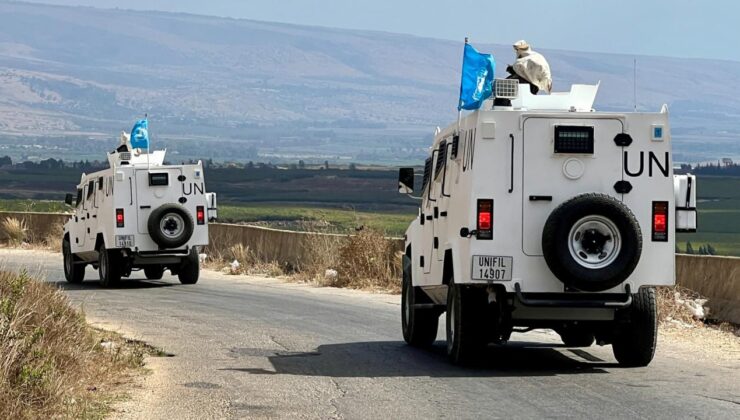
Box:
434, 140, 448, 179
87, 181, 94, 199
98, 177, 103, 190
421, 157, 433, 192
75, 189, 82, 207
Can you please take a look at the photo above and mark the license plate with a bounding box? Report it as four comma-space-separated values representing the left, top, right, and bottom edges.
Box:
115, 235, 135, 248
471, 255, 513, 281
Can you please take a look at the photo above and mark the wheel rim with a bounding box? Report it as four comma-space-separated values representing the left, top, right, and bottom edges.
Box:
160, 213, 185, 239
568, 215, 622, 269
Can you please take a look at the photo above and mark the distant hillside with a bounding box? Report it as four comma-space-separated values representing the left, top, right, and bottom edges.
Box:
1, 1, 739, 164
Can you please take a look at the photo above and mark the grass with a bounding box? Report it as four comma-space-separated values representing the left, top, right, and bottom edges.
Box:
0, 200, 70, 214
218, 203, 413, 237
676, 176, 740, 256
1, 217, 27, 246
0, 270, 151, 419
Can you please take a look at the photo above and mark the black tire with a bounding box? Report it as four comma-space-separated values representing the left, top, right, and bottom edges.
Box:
542, 193, 642, 292
401, 254, 439, 347
446, 280, 488, 365
558, 328, 596, 347
613, 287, 658, 367
147, 204, 195, 249
144, 265, 165, 280
98, 243, 122, 288
178, 247, 200, 285
63, 236, 85, 283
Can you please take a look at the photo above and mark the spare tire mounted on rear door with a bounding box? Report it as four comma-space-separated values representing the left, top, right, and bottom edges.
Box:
148, 204, 194, 249
542, 193, 642, 292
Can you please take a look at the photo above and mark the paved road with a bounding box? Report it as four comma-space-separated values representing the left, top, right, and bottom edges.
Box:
2, 249, 739, 419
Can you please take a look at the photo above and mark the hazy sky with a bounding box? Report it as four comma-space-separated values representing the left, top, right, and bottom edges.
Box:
17, 0, 738, 61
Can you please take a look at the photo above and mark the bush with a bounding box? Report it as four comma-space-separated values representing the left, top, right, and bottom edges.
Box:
1, 217, 27, 246
0, 270, 143, 418
333, 230, 402, 292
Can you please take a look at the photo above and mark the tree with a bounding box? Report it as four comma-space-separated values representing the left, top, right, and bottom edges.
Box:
324, 160, 330, 170
0, 155, 12, 166
348, 163, 357, 171
298, 160, 306, 169
686, 241, 694, 255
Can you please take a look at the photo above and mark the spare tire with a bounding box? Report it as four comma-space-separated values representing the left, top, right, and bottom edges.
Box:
542, 193, 642, 292
148, 204, 194, 249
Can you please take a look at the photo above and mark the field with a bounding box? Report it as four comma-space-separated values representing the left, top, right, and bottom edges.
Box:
218, 203, 414, 236
676, 176, 740, 256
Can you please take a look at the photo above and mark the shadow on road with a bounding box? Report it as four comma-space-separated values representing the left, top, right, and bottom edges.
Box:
222, 340, 617, 378
51, 279, 177, 291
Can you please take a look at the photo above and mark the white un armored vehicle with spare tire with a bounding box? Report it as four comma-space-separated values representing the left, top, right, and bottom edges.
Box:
63, 132, 217, 287
398, 80, 697, 366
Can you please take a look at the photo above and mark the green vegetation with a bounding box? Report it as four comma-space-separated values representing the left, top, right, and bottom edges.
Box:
0, 199, 69, 213
220, 203, 413, 236
677, 176, 740, 257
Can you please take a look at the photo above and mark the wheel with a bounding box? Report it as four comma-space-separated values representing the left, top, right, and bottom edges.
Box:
401, 254, 439, 347
558, 328, 596, 347
542, 193, 642, 292
613, 287, 658, 367
147, 204, 195, 249
144, 265, 165, 280
98, 243, 122, 288
178, 247, 200, 285
63, 236, 85, 283
446, 280, 488, 365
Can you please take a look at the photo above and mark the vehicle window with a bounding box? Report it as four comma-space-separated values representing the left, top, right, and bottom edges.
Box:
87, 181, 94, 199
435, 141, 448, 179
98, 177, 103, 190
76, 189, 82, 207
421, 157, 433, 191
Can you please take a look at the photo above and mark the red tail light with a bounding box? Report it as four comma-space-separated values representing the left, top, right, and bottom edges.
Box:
652, 201, 668, 242
476, 199, 493, 240
196, 206, 205, 225
116, 208, 124, 228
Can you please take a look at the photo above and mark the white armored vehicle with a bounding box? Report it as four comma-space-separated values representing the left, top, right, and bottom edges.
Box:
63, 133, 217, 287
398, 81, 697, 366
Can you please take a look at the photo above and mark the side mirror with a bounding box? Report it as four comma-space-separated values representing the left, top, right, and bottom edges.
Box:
398, 167, 414, 194
64, 193, 74, 206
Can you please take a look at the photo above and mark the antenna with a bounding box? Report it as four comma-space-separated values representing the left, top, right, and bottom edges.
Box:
633, 58, 637, 112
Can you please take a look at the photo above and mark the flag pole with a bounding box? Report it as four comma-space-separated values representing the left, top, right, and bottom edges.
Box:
457, 37, 468, 135
145, 113, 150, 171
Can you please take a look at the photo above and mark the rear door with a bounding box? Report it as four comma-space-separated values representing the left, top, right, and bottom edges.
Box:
135, 168, 184, 234
522, 118, 624, 255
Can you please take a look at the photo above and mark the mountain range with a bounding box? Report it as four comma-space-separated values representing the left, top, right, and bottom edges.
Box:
1, 1, 739, 164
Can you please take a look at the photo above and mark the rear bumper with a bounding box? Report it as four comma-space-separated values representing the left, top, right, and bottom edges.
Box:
126, 247, 193, 265
514, 282, 633, 308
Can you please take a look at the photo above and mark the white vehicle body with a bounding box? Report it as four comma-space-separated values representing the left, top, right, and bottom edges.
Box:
63, 137, 217, 286
399, 81, 697, 366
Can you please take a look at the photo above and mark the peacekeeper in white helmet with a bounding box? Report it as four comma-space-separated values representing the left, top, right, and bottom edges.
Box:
505, 40, 552, 95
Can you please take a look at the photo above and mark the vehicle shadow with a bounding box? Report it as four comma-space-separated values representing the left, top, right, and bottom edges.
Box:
51, 279, 177, 290
222, 340, 618, 378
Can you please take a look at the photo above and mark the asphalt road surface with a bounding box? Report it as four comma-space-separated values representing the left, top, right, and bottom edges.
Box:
2, 249, 739, 419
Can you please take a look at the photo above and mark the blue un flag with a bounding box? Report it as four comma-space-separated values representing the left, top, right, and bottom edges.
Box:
130, 119, 150, 150
458, 43, 496, 111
